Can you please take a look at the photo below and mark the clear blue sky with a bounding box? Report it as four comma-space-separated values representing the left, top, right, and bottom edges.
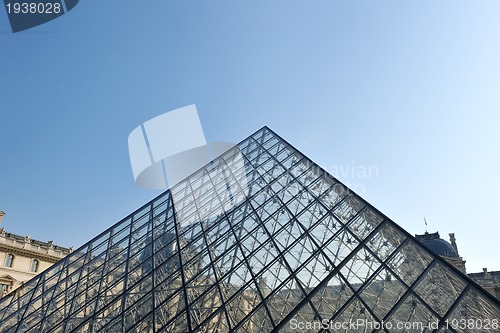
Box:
1, 1, 499, 273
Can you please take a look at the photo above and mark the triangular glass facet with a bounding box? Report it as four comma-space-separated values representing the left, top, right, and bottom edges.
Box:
1, 127, 499, 332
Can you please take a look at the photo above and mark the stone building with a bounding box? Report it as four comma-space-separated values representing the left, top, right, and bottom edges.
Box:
416, 230, 500, 300
415, 231, 467, 274
0, 211, 72, 297
468, 269, 500, 300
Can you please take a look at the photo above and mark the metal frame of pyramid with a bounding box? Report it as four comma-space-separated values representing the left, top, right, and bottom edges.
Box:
0, 126, 499, 332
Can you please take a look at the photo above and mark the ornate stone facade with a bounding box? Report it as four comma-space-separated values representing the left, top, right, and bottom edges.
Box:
468, 269, 500, 300
416, 230, 499, 300
0, 224, 72, 297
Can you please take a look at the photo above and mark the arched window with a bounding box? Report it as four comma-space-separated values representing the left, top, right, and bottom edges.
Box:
30, 259, 39, 272
5, 254, 14, 268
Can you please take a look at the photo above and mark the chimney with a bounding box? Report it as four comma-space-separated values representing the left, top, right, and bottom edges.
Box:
449, 233, 459, 255
0, 211, 5, 225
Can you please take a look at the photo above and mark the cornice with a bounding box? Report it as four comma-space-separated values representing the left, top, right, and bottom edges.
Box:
0, 243, 67, 263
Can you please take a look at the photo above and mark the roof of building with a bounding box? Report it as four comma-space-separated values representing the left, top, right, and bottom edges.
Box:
468, 269, 500, 283
415, 231, 458, 257
0, 228, 71, 253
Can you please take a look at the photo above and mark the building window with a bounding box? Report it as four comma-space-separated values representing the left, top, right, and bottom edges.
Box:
5, 254, 14, 268
30, 259, 39, 272
0, 283, 8, 296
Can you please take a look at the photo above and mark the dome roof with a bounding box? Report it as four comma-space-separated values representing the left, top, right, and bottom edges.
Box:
415, 231, 458, 257
420, 238, 457, 257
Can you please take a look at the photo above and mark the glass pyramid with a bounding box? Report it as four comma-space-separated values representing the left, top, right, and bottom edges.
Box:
1, 127, 499, 333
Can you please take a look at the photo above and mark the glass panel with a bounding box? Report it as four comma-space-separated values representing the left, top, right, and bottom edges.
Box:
266, 278, 304, 325
319, 182, 348, 210
321, 228, 360, 268
386, 293, 439, 333
445, 287, 500, 333
311, 274, 353, 322
366, 222, 406, 262
331, 296, 378, 332
346, 208, 384, 240
240, 303, 274, 332
281, 302, 318, 333
386, 241, 433, 287
414, 262, 467, 317
340, 246, 382, 290
332, 195, 365, 225
359, 267, 407, 320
